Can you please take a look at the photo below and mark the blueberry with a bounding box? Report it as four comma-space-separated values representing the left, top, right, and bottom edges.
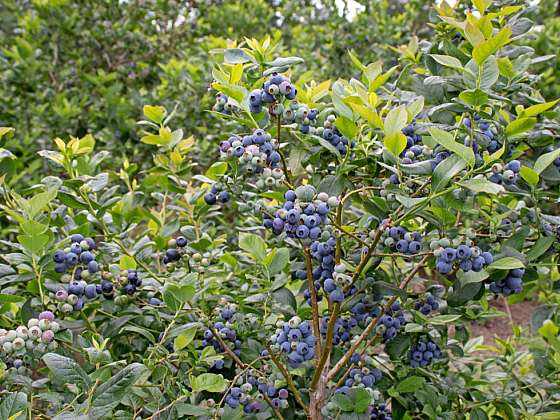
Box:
165, 249, 179, 262
70, 243, 82, 254
329, 288, 344, 302
408, 241, 421, 254
101, 281, 114, 294
84, 284, 97, 299
124, 284, 136, 295
65, 252, 78, 266
204, 192, 217, 205
510, 268, 525, 277
70, 234, 84, 243
85, 237, 96, 249
456, 245, 471, 260
395, 239, 408, 253
80, 251, 94, 264
471, 256, 485, 272
176, 236, 187, 247
436, 260, 452, 274
55, 262, 67, 273
442, 247, 457, 262
68, 281, 84, 295
87, 260, 99, 273
481, 251, 493, 265
53, 251, 66, 263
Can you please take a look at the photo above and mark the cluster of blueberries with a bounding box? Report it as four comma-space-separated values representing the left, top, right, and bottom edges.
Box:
369, 403, 393, 420
414, 293, 440, 315
53, 234, 99, 275
203, 184, 230, 206
382, 226, 423, 255
203, 306, 242, 369
335, 357, 383, 395
489, 267, 525, 296
408, 339, 443, 368
350, 299, 408, 343
394, 122, 450, 172
54, 278, 111, 313
263, 185, 338, 240
121, 269, 142, 296
219, 129, 282, 180
270, 316, 316, 368
400, 122, 425, 165
281, 102, 319, 133
434, 245, 493, 274
314, 115, 356, 155
0, 311, 59, 360
377, 302, 408, 342
311, 237, 345, 303
162, 236, 188, 264
320, 315, 357, 345
255, 166, 286, 191
465, 116, 515, 157
212, 92, 236, 115
248, 72, 297, 114
224, 372, 290, 413
489, 160, 521, 186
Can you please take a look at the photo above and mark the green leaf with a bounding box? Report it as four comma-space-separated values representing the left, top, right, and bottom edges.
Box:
28, 190, 57, 218
206, 162, 228, 181
57, 192, 89, 210
0, 294, 26, 303
332, 394, 354, 412
17, 234, 49, 255
91, 363, 147, 414
0, 392, 28, 420
430, 54, 463, 70
266, 248, 290, 275
458, 178, 504, 195
335, 116, 358, 139
527, 237, 555, 261
458, 89, 488, 106
119, 255, 137, 270
384, 132, 407, 157
505, 117, 536, 137
43, 353, 91, 389
533, 148, 560, 174
143, 105, 166, 124
472, 27, 511, 64
191, 373, 227, 393
266, 56, 304, 67
385, 335, 411, 360
239, 232, 266, 261
464, 57, 499, 90
353, 388, 371, 413
428, 127, 475, 166
520, 99, 559, 117
224, 48, 254, 64
488, 257, 524, 270
432, 154, 467, 192
519, 165, 539, 186
396, 376, 425, 393
429, 314, 462, 325
174, 325, 197, 351
384, 106, 408, 134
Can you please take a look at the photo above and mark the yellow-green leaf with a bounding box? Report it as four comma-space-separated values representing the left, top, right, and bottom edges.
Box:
143, 105, 167, 124
472, 27, 512, 65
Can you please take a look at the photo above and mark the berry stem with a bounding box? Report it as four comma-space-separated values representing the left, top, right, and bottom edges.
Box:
265, 344, 309, 414
310, 221, 389, 391
276, 114, 293, 187
303, 246, 322, 358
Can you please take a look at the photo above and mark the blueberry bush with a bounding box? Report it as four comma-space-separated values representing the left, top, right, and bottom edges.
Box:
1, 1, 560, 419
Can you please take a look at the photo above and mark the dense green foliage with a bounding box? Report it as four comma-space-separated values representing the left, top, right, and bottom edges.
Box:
1, 1, 560, 419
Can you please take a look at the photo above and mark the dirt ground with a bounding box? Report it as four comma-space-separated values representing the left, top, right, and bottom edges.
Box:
468, 299, 539, 344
